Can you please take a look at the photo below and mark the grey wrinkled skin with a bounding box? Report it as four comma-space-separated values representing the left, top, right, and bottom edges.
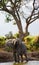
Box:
14, 38, 28, 62
5, 39, 18, 62
5, 39, 14, 47
5, 38, 28, 62
5, 39, 16, 59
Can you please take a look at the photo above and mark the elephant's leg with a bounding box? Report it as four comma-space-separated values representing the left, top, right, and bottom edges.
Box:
24, 53, 28, 62
21, 54, 23, 62
13, 52, 17, 62
17, 54, 20, 62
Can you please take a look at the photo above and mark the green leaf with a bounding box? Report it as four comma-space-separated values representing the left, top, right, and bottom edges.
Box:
2, 0, 8, 4
5, 14, 12, 23
13, 22, 16, 25
0, 0, 9, 8
5, 17, 11, 23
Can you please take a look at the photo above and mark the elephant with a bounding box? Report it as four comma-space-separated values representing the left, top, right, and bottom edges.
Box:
4, 39, 16, 60
5, 39, 19, 62
5, 38, 28, 62
5, 39, 15, 50
14, 38, 28, 62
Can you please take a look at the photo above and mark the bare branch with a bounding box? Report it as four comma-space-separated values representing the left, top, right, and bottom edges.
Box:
28, 0, 35, 21
29, 16, 39, 24
16, 10, 21, 21
9, 0, 14, 4
26, 0, 39, 24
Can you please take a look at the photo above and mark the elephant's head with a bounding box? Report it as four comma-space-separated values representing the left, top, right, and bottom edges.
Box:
5, 39, 15, 49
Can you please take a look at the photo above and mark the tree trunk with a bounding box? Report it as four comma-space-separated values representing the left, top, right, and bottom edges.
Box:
17, 20, 24, 39
13, 15, 24, 39
25, 23, 29, 36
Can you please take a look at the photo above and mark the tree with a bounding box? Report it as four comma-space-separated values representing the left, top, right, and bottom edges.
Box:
0, 0, 39, 39
21, 0, 39, 35
5, 31, 13, 39
0, 0, 23, 38
26, 0, 39, 35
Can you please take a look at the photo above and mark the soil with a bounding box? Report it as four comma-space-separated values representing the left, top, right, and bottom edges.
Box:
0, 48, 39, 62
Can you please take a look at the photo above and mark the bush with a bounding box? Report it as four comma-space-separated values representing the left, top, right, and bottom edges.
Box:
33, 36, 39, 50
0, 36, 6, 47
13, 33, 19, 38
24, 36, 39, 51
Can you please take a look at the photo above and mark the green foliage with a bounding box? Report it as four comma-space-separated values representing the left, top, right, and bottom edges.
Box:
0, 3, 2, 8
0, 34, 39, 52
4, 0, 8, 4
0, 36, 6, 47
24, 36, 39, 51
5, 14, 12, 23
33, 36, 39, 50
13, 33, 19, 38
0, 0, 8, 4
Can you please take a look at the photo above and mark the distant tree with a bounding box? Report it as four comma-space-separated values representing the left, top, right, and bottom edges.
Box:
0, 0, 39, 39
5, 31, 13, 39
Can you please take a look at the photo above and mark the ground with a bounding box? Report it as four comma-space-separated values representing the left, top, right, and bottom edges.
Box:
0, 48, 39, 62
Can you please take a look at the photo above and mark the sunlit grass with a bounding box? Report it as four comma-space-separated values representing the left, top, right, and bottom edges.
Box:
13, 62, 27, 65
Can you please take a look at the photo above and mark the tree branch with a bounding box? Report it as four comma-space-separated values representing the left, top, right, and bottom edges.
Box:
16, 10, 21, 21
29, 16, 39, 24
9, 0, 14, 5
26, 0, 35, 23
28, 0, 35, 21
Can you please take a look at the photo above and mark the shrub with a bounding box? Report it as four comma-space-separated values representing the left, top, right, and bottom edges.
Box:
13, 33, 19, 38
24, 36, 39, 51
0, 36, 6, 47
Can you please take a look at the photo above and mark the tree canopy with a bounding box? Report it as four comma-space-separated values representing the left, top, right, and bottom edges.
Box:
0, 0, 39, 38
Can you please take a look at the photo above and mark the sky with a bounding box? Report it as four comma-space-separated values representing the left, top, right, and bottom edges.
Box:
0, 0, 39, 36
0, 12, 39, 36
0, 12, 18, 36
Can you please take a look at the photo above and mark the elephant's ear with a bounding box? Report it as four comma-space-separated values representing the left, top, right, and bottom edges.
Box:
12, 39, 15, 45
